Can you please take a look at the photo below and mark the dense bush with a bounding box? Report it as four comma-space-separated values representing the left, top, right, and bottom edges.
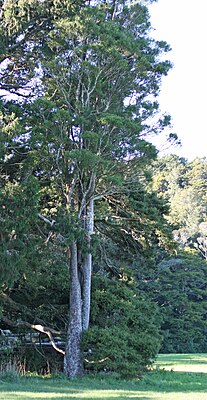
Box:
82, 275, 161, 378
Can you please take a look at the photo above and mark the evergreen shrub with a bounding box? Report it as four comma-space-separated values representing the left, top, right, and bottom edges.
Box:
82, 275, 161, 378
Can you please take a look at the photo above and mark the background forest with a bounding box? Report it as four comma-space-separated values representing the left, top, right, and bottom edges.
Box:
0, 0, 207, 379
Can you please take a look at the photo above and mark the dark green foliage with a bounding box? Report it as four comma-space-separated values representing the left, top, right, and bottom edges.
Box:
82, 276, 161, 378
94, 177, 175, 278
139, 252, 207, 354
140, 156, 207, 354
159, 254, 207, 353
0, 176, 39, 287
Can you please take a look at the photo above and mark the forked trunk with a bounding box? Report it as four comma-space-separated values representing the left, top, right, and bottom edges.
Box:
64, 199, 94, 377
64, 241, 83, 378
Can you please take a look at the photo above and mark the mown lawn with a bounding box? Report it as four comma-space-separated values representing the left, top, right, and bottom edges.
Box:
0, 354, 207, 400
156, 353, 207, 373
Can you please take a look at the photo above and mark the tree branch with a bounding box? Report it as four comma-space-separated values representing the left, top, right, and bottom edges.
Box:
84, 357, 110, 364
37, 213, 56, 227
1, 315, 65, 356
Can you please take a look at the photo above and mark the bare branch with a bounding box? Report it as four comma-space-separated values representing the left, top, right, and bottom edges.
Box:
37, 213, 56, 227
78, 172, 96, 218
31, 324, 65, 355
84, 357, 110, 364
65, 173, 78, 207
1, 316, 65, 356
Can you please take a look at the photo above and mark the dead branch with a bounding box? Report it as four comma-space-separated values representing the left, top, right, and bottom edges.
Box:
1, 316, 65, 356
84, 357, 110, 364
37, 213, 56, 227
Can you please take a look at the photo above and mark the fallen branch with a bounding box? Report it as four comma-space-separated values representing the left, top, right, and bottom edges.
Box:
1, 316, 65, 356
84, 357, 110, 364
31, 324, 65, 356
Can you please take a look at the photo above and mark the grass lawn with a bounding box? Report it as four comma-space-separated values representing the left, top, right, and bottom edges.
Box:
0, 354, 207, 400
156, 353, 207, 373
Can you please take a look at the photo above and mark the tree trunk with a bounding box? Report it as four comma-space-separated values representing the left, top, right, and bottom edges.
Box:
82, 198, 94, 331
64, 241, 83, 378
64, 197, 94, 377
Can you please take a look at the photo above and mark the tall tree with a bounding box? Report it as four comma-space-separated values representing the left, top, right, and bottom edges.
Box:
0, 0, 172, 377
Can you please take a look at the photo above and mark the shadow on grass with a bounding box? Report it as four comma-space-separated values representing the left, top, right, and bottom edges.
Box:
0, 369, 207, 400
157, 353, 207, 365
0, 380, 151, 400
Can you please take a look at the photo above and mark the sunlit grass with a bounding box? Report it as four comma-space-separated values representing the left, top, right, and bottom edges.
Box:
156, 353, 207, 372
0, 354, 207, 400
1, 390, 207, 400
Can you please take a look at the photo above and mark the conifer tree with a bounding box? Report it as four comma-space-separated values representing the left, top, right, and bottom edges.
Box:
0, 0, 172, 377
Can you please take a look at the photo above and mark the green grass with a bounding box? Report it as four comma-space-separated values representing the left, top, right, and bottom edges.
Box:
156, 353, 207, 372
0, 354, 207, 400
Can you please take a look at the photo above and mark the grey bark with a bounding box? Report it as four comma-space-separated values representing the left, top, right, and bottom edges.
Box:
82, 198, 94, 331
64, 169, 95, 377
64, 241, 83, 378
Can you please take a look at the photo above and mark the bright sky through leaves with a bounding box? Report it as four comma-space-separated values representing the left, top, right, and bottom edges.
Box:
149, 0, 207, 160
